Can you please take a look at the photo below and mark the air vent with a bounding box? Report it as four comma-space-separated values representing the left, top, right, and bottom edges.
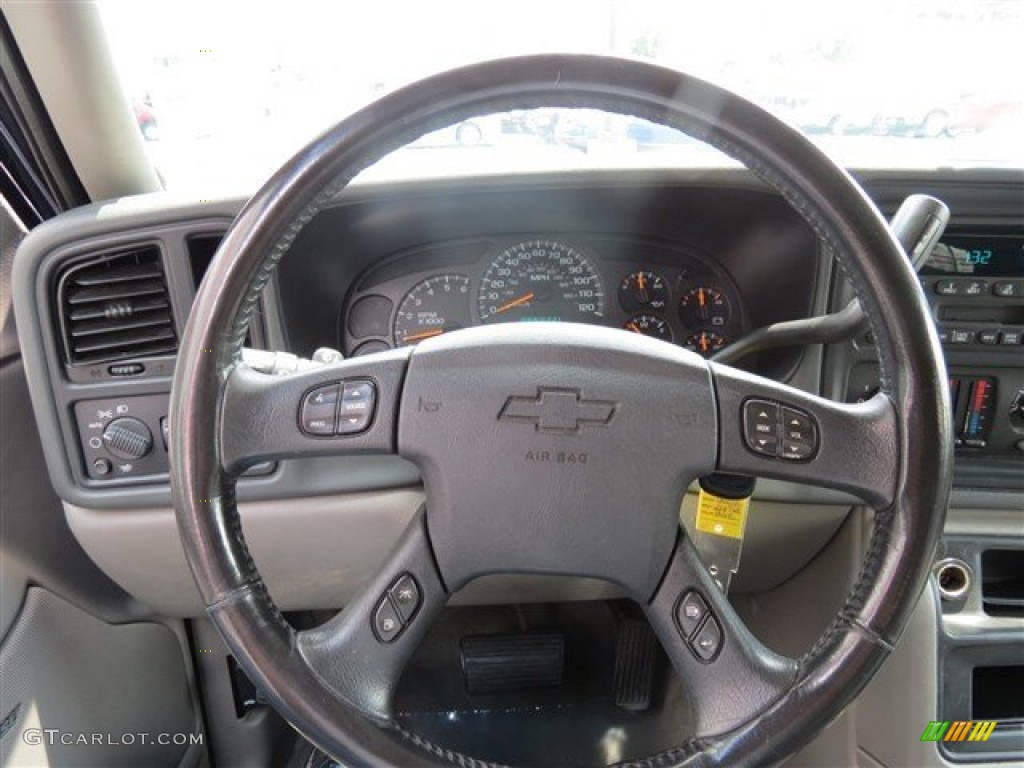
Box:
57, 245, 177, 365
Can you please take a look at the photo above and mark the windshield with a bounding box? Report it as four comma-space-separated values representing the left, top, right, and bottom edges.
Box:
100, 0, 1022, 193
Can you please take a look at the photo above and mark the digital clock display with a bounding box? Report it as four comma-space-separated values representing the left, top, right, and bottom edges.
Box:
921, 235, 1024, 277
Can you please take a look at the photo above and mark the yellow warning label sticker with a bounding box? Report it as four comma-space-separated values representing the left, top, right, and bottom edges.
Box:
695, 490, 750, 539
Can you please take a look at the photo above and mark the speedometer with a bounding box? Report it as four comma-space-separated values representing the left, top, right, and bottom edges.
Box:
477, 240, 605, 324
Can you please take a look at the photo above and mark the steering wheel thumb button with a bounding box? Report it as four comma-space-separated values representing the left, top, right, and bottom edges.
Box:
389, 574, 422, 623
372, 597, 403, 643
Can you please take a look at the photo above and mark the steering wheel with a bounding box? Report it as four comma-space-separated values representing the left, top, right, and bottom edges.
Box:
170, 55, 952, 767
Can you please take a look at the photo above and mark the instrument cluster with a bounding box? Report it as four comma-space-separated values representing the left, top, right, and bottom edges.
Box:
342, 236, 745, 359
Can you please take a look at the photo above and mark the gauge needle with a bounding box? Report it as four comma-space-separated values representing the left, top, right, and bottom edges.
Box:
494, 292, 535, 314
402, 328, 446, 343
637, 272, 646, 292
626, 321, 641, 333
699, 334, 709, 354
698, 288, 706, 307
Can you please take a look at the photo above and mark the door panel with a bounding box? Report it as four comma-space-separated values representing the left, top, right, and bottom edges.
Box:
0, 588, 201, 767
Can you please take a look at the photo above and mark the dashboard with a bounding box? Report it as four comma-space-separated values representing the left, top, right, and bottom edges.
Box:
12, 168, 1024, 507
342, 235, 746, 359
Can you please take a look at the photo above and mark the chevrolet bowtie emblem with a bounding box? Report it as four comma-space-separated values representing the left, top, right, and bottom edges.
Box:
498, 387, 617, 434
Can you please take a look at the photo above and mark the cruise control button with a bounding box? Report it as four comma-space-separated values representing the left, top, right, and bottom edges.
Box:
691, 616, 722, 661
337, 380, 376, 435
372, 596, 403, 643
300, 384, 339, 435
389, 574, 421, 623
675, 591, 709, 639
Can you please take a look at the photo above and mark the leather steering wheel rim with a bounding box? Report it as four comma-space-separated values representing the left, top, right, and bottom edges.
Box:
170, 54, 952, 767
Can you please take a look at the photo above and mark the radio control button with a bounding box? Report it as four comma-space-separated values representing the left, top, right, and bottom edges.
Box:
300, 384, 340, 436
337, 380, 376, 435
935, 280, 959, 296
1000, 330, 1022, 345
963, 281, 987, 296
949, 329, 975, 344
743, 400, 779, 456
978, 330, 1001, 345
993, 281, 1018, 298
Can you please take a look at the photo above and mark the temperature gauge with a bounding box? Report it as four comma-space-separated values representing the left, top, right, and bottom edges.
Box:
619, 271, 669, 311
624, 314, 673, 342
685, 331, 727, 358
679, 287, 730, 328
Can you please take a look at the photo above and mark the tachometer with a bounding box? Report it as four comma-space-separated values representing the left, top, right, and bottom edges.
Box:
477, 240, 604, 324
393, 274, 472, 347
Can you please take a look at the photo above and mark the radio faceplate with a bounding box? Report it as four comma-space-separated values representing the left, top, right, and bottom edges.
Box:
917, 234, 1024, 352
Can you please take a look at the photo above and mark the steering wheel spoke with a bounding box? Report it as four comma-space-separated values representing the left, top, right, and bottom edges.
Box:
297, 511, 447, 723
219, 348, 411, 475
711, 362, 899, 508
645, 533, 797, 736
